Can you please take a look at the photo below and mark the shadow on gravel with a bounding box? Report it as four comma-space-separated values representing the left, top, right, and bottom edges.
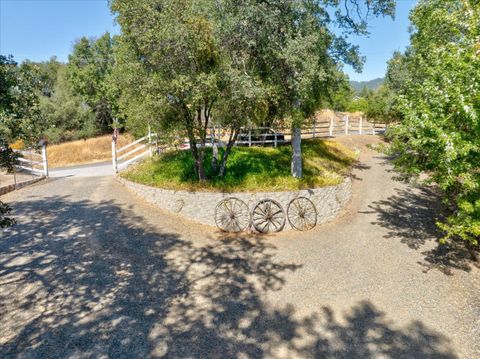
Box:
0, 196, 456, 357
350, 161, 371, 181
368, 187, 476, 274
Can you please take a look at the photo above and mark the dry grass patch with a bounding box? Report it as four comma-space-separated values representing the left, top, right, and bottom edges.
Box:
47, 134, 134, 168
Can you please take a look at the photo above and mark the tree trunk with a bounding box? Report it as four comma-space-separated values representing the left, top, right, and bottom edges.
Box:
212, 142, 219, 173
185, 114, 207, 182
291, 126, 302, 178
196, 151, 207, 182
218, 128, 238, 177
211, 126, 219, 173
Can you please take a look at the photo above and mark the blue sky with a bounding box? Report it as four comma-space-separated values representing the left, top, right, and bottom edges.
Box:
0, 0, 417, 81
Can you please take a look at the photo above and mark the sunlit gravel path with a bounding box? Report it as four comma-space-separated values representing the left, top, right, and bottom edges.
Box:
1, 137, 479, 358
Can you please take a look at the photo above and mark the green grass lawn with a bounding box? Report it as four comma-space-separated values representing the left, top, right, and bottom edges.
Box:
121, 139, 357, 192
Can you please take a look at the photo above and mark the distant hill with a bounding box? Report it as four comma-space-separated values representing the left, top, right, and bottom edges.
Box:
350, 78, 384, 93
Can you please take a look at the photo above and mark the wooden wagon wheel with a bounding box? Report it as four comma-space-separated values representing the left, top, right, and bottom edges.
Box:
214, 197, 251, 233
252, 199, 285, 233
287, 197, 317, 231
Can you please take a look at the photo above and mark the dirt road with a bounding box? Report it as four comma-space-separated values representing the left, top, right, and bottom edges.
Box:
1, 137, 478, 358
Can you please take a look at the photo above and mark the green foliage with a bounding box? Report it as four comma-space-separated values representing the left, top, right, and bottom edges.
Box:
385, 51, 410, 96
112, 0, 395, 180
0, 138, 18, 172
122, 139, 356, 192
67, 33, 117, 132
22, 57, 62, 97
0, 201, 15, 229
388, 0, 480, 247
0, 137, 17, 228
0, 55, 45, 145
328, 81, 355, 111
40, 66, 98, 143
111, 0, 233, 180
349, 96, 369, 113
363, 85, 399, 123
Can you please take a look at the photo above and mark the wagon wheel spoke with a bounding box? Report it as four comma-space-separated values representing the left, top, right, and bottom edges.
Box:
263, 221, 270, 233
304, 211, 316, 224
270, 218, 282, 231
271, 209, 283, 217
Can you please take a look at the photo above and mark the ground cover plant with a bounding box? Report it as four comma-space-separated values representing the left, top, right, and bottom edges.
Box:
122, 139, 356, 192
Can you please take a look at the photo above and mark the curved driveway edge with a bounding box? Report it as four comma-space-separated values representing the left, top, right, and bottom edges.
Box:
1, 141, 479, 357
116, 176, 352, 228
0, 176, 45, 196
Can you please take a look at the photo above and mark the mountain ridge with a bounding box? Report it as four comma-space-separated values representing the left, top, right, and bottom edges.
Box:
350, 78, 384, 93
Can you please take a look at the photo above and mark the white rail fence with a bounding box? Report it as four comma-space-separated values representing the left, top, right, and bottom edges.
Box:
211, 114, 387, 147
112, 129, 156, 174
112, 113, 387, 173
14, 144, 49, 178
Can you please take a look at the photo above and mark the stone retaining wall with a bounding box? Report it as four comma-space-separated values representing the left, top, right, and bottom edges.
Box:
117, 176, 352, 229
0, 176, 46, 196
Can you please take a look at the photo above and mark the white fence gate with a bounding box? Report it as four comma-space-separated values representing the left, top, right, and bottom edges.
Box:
15, 143, 49, 178
111, 130, 155, 174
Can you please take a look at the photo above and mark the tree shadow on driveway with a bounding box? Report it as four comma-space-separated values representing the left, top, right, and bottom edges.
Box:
368, 186, 476, 275
0, 196, 457, 358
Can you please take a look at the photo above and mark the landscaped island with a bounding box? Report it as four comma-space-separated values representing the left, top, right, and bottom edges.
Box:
121, 139, 356, 192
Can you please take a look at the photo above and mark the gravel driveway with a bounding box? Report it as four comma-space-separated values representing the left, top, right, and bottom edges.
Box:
1, 139, 479, 358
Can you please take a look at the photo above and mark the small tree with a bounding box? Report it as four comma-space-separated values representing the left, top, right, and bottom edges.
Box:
0, 55, 45, 146
67, 33, 117, 132
1, 55, 48, 228
229, 0, 395, 178
111, 0, 395, 180
112, 0, 272, 181
388, 0, 480, 249
364, 85, 399, 124
0, 138, 17, 228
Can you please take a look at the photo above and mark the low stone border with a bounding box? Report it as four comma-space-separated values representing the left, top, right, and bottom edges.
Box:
117, 176, 352, 230
0, 176, 46, 196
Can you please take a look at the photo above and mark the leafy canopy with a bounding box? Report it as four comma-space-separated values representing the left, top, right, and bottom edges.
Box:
67, 33, 117, 132
388, 0, 480, 246
111, 0, 394, 180
0, 55, 45, 145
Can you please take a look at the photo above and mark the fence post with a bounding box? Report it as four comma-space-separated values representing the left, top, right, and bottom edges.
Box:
372, 122, 376, 135
112, 139, 117, 174
41, 144, 49, 177
147, 126, 153, 157
13, 168, 17, 189
359, 116, 363, 135
345, 115, 349, 135
248, 130, 252, 147
29, 152, 34, 180
329, 117, 333, 137
274, 132, 278, 148
313, 121, 316, 138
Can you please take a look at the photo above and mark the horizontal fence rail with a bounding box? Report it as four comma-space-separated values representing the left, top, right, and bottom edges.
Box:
112, 112, 387, 173
208, 113, 387, 148
13, 144, 49, 178
112, 130, 155, 173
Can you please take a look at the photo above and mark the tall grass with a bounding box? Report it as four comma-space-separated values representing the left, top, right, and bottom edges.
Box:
47, 134, 134, 168
122, 139, 356, 192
